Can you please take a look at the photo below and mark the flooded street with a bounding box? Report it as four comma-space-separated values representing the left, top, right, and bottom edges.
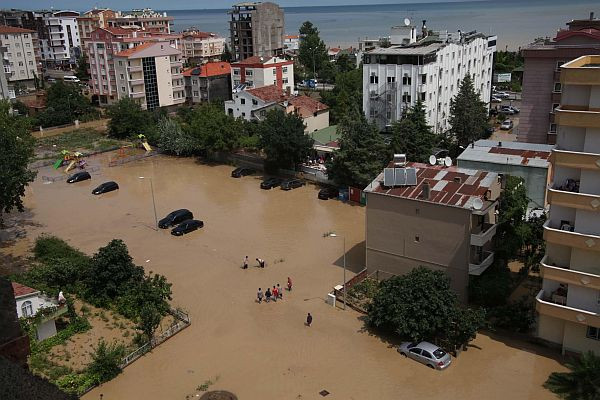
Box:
6, 153, 566, 399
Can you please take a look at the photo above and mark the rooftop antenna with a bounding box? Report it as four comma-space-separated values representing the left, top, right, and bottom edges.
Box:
444, 156, 452, 167
404, 18, 411, 26
428, 155, 437, 166
472, 197, 484, 210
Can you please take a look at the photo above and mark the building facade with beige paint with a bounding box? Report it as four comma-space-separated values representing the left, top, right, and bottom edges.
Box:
536, 55, 600, 355
364, 161, 501, 301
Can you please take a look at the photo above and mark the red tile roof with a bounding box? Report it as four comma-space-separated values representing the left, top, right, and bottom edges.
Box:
0, 25, 35, 34
288, 95, 328, 116
488, 146, 551, 165
285, 35, 299, 39
367, 162, 499, 209
182, 62, 231, 77
183, 31, 217, 39
246, 85, 289, 102
104, 26, 133, 35
114, 42, 156, 57
11, 282, 39, 298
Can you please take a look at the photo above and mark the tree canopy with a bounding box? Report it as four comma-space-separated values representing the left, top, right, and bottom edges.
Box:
0, 101, 37, 225
391, 100, 437, 163
298, 21, 328, 79
325, 111, 389, 188
320, 66, 363, 124
448, 75, 489, 148
495, 175, 529, 262
106, 98, 152, 139
544, 352, 600, 400
35, 81, 99, 128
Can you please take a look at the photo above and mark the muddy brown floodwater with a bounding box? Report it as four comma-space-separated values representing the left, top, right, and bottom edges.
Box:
7, 153, 566, 400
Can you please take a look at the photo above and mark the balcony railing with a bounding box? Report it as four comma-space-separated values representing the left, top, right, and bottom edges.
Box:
536, 289, 600, 326
469, 251, 494, 275
540, 255, 600, 290
130, 92, 145, 99
128, 78, 144, 85
552, 149, 600, 171
127, 65, 142, 72
547, 185, 600, 212
555, 106, 600, 128
544, 220, 600, 252
470, 223, 497, 247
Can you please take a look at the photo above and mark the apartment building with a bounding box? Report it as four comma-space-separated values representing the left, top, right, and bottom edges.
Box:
77, 8, 116, 43
41, 11, 80, 65
0, 25, 41, 91
225, 85, 329, 133
0, 51, 10, 99
113, 42, 185, 110
181, 30, 225, 65
183, 62, 231, 103
229, 2, 285, 61
364, 158, 501, 301
536, 55, 600, 355
0, 10, 51, 47
106, 9, 173, 34
231, 56, 293, 91
284, 34, 299, 52
86, 27, 181, 105
518, 13, 600, 145
363, 27, 496, 132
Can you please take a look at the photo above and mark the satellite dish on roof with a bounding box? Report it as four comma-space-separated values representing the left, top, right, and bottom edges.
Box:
444, 156, 452, 167
428, 155, 437, 166
404, 18, 411, 26
472, 198, 484, 210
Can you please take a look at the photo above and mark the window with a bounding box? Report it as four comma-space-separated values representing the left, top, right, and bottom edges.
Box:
241, 112, 246, 117
121, 86, 125, 92
387, 76, 395, 83
420, 92, 426, 101
415, 235, 420, 243
246, 80, 253, 87
120, 74, 124, 80
245, 69, 253, 76
421, 74, 427, 84
233, 68, 240, 75
549, 123, 557, 133
409, 348, 422, 356
282, 66, 288, 73
587, 326, 600, 340
402, 92, 411, 103
240, 98, 245, 105
553, 82, 562, 93
21, 301, 33, 317
369, 73, 378, 84
421, 350, 433, 359
283, 77, 288, 84
193, 91, 199, 97
556, 60, 566, 71
252, 99, 258, 106
118, 60, 123, 66
96, 43, 104, 49
402, 75, 411, 85
551, 103, 559, 112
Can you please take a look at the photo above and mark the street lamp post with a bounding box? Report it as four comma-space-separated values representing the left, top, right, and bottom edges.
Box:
308, 46, 317, 81
326, 232, 346, 310
138, 176, 158, 230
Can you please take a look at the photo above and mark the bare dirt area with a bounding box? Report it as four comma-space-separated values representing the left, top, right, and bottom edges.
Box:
10, 152, 567, 400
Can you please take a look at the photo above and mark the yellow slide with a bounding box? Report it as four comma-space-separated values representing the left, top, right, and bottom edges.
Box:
142, 142, 152, 152
64, 160, 76, 172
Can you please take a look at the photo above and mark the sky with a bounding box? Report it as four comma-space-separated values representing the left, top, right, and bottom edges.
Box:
2, 0, 480, 11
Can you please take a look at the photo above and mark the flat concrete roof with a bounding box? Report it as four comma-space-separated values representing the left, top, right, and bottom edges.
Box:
366, 42, 444, 56
457, 140, 553, 168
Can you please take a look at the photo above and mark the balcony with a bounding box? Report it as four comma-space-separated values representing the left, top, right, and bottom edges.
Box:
555, 106, 600, 128
540, 255, 600, 290
552, 149, 600, 171
536, 289, 600, 326
544, 220, 600, 252
128, 78, 144, 85
560, 56, 600, 86
130, 91, 145, 99
469, 251, 494, 275
127, 65, 142, 72
547, 186, 600, 212
470, 223, 498, 247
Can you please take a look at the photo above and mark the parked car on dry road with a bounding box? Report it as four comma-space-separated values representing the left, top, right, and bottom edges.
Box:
500, 120, 514, 130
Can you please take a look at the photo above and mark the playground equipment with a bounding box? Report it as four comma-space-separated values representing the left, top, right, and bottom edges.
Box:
138, 134, 153, 152
53, 150, 87, 173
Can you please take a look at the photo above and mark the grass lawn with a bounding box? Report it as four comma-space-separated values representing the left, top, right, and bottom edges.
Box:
35, 128, 130, 160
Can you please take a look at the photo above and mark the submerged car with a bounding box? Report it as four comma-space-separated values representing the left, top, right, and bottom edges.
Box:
397, 341, 452, 370
92, 181, 119, 195
281, 179, 305, 190
159, 209, 193, 229
231, 167, 255, 178
260, 177, 284, 189
500, 119, 514, 130
67, 171, 91, 183
171, 219, 203, 236
318, 187, 339, 200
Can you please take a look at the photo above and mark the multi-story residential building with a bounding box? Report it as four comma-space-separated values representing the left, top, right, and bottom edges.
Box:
41, 11, 81, 65
225, 85, 329, 133
363, 28, 496, 133
183, 62, 231, 103
0, 10, 51, 48
284, 34, 299, 52
536, 55, 600, 355
86, 27, 182, 105
363, 159, 501, 301
0, 25, 42, 91
181, 30, 225, 65
0, 49, 11, 99
518, 14, 600, 145
230, 56, 293, 91
106, 9, 173, 34
113, 41, 185, 110
77, 8, 116, 44
229, 2, 285, 61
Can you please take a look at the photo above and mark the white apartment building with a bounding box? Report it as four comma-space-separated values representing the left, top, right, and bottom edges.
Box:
231, 56, 294, 91
0, 25, 41, 91
42, 11, 80, 65
363, 30, 497, 132
113, 41, 185, 110
181, 31, 225, 64
284, 35, 299, 52
536, 55, 600, 355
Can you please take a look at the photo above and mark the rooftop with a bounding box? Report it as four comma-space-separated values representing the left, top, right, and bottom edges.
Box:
114, 41, 179, 57
563, 54, 600, 69
244, 85, 328, 115
457, 140, 553, 168
183, 31, 219, 39
0, 25, 35, 34
365, 162, 499, 210
311, 125, 340, 147
12, 282, 39, 298
366, 42, 444, 56
183, 62, 231, 77
246, 85, 288, 102
233, 56, 291, 66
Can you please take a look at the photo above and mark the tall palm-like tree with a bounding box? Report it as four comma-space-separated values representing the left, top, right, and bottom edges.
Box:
544, 352, 600, 400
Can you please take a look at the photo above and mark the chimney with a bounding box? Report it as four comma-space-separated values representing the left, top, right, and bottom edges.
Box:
498, 141, 502, 147
591, 12, 595, 20
422, 20, 427, 37
421, 181, 430, 200
454, 176, 462, 184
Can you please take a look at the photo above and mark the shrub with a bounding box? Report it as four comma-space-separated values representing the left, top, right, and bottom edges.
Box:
488, 298, 535, 333
87, 340, 125, 384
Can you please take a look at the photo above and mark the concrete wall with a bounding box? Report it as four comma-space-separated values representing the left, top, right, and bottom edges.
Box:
567, 285, 600, 313
252, 3, 284, 58
365, 192, 471, 301
155, 55, 173, 107
537, 313, 565, 345
303, 110, 329, 133
571, 248, 600, 275
36, 320, 57, 341
563, 321, 600, 354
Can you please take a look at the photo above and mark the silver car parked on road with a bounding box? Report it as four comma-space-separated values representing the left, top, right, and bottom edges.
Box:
397, 341, 452, 370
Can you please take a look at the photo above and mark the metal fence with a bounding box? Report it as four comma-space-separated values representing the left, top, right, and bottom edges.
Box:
108, 151, 158, 167
41, 166, 100, 182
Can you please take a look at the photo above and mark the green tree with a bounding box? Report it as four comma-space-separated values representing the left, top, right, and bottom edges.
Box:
138, 304, 162, 341
544, 352, 600, 400
325, 112, 389, 188
184, 102, 243, 154
449, 75, 489, 148
106, 98, 151, 139
87, 339, 125, 384
446, 307, 486, 351
116, 272, 172, 320
221, 43, 233, 63
390, 100, 437, 162
320, 66, 362, 124
35, 81, 98, 127
75, 54, 90, 80
0, 101, 37, 225
298, 21, 328, 79
335, 53, 355, 73
157, 117, 194, 156
258, 109, 313, 172
496, 176, 528, 262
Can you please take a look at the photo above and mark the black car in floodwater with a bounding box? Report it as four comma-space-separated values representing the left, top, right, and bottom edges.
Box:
171, 219, 204, 236
281, 179, 305, 191
159, 209, 194, 229
67, 171, 91, 183
318, 187, 339, 200
92, 181, 119, 195
260, 177, 284, 189
231, 167, 255, 178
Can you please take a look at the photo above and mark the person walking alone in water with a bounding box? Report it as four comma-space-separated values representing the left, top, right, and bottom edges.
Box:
277, 284, 282, 299
306, 313, 312, 327
287, 277, 292, 291
265, 287, 272, 303
256, 258, 265, 268
257, 288, 263, 303
272, 285, 278, 302
243, 256, 249, 269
